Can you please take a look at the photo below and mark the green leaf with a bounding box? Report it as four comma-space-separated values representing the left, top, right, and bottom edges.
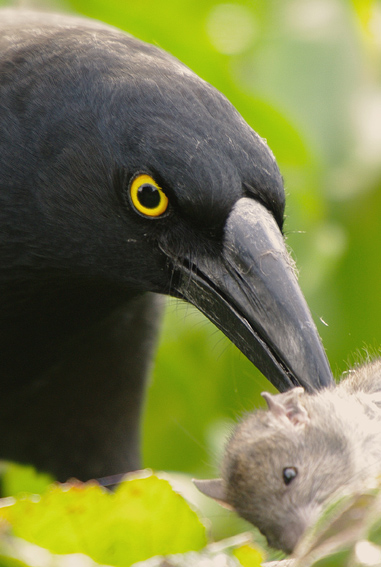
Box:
367, 516, 381, 546
0, 533, 108, 567
0, 463, 54, 498
0, 556, 30, 567
350, 0, 375, 35
233, 543, 264, 566
306, 550, 351, 567
0, 472, 207, 566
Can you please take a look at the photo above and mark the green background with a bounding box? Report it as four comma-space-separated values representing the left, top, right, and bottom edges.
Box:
2, 0, 380, 480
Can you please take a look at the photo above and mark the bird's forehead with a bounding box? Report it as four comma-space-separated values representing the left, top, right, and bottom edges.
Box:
109, 71, 284, 227
3, 21, 284, 226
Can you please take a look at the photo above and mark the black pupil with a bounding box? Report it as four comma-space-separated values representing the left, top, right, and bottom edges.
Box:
137, 184, 161, 209
283, 467, 298, 485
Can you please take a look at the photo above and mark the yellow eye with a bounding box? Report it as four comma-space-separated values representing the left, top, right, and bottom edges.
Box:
130, 174, 169, 217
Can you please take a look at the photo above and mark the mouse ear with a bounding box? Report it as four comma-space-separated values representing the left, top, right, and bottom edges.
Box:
192, 478, 233, 510
261, 387, 309, 428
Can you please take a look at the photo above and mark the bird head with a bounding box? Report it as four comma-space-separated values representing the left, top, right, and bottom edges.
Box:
0, 13, 333, 392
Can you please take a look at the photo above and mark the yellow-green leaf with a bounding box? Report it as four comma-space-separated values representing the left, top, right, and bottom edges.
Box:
0, 473, 207, 567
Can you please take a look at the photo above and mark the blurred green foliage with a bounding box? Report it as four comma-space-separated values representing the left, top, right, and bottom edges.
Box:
1, 0, 380, 481
0, 473, 264, 567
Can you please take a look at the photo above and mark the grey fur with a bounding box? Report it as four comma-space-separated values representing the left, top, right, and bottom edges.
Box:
197, 359, 381, 554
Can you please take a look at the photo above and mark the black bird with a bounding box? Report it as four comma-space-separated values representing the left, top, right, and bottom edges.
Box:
0, 9, 333, 481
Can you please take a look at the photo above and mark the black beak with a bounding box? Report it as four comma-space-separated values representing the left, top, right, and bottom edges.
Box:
173, 197, 333, 392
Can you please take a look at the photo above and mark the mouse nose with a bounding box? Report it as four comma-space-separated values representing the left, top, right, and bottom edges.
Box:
277, 505, 320, 554
278, 523, 305, 554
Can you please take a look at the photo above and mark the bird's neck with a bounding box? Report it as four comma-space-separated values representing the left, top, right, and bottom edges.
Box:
0, 281, 164, 480
0, 274, 142, 388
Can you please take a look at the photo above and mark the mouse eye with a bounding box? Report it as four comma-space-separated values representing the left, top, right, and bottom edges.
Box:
283, 467, 298, 486
129, 174, 169, 218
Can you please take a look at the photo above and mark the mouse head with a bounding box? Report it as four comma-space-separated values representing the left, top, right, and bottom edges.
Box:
195, 387, 353, 554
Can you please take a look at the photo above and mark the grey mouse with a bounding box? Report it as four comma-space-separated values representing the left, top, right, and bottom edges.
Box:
195, 358, 381, 554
